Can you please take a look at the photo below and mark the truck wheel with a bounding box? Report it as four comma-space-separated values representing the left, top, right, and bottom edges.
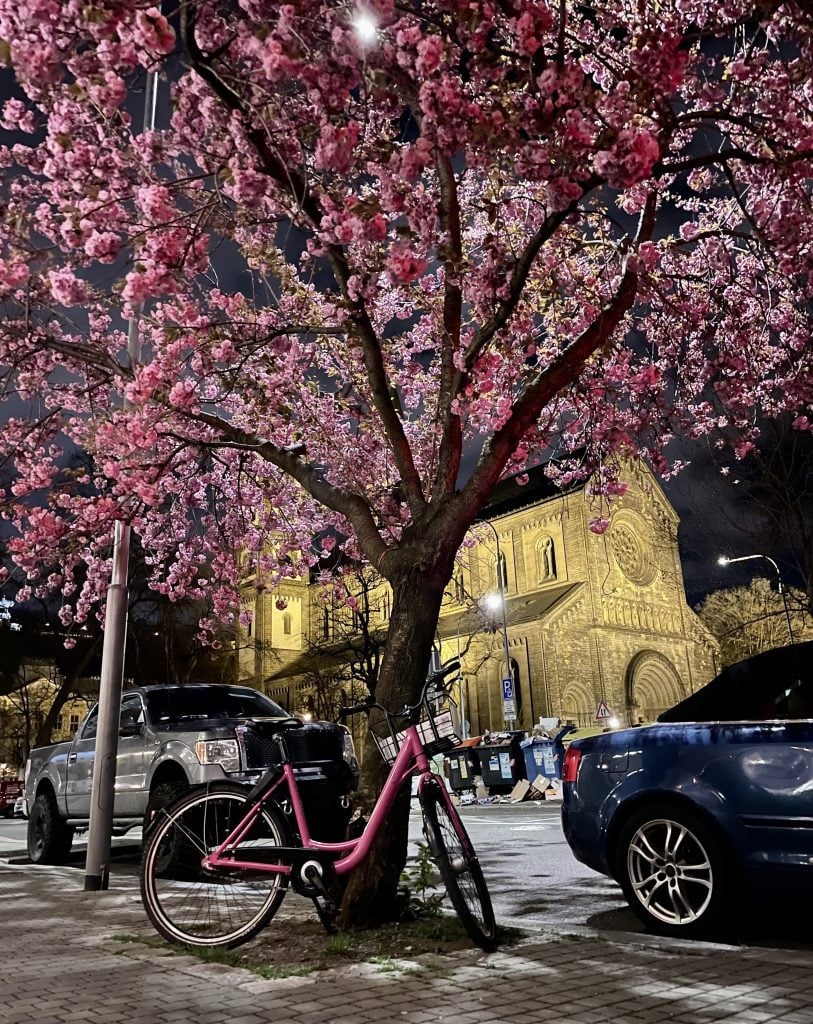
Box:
617, 804, 730, 939
27, 789, 75, 865
144, 781, 188, 834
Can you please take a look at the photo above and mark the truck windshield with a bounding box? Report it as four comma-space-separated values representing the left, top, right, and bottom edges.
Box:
144, 687, 287, 725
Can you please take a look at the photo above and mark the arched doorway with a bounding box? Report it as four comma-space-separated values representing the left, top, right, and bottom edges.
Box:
625, 651, 685, 724
561, 680, 594, 729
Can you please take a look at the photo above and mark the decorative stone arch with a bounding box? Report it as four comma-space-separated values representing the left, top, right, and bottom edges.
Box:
625, 650, 685, 725
561, 679, 595, 729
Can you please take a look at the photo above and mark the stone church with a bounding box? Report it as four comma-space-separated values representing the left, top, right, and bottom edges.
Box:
239, 459, 719, 732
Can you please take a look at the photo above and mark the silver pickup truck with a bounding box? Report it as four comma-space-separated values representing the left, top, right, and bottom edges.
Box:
24, 683, 359, 864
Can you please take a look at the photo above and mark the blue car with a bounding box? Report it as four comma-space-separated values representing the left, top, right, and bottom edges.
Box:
562, 642, 813, 937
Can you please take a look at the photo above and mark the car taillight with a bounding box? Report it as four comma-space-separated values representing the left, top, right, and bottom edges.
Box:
562, 746, 582, 784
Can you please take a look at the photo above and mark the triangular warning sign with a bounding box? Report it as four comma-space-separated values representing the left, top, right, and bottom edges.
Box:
595, 699, 612, 721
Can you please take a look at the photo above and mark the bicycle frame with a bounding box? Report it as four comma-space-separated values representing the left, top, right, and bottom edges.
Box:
202, 721, 458, 877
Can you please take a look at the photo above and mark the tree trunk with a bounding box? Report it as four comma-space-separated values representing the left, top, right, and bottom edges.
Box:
337, 562, 450, 929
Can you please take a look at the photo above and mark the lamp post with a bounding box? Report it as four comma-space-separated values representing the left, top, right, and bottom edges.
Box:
475, 518, 514, 728
455, 615, 470, 738
84, 64, 161, 893
717, 554, 795, 644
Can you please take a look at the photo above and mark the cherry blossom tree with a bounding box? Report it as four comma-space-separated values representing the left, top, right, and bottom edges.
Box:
1, 0, 813, 921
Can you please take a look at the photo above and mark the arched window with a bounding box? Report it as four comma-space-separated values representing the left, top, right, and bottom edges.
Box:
497, 551, 509, 591
282, 612, 292, 636
511, 658, 523, 717
536, 535, 557, 582
454, 573, 466, 604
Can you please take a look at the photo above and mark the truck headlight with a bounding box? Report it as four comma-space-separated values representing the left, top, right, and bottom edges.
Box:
195, 739, 240, 773
341, 728, 359, 774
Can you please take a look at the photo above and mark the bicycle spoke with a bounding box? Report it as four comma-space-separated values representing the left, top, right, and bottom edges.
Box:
141, 789, 288, 948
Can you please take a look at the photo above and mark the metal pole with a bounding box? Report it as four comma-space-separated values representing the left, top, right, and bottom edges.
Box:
477, 519, 514, 728
456, 616, 470, 738
84, 67, 160, 892
719, 553, 795, 645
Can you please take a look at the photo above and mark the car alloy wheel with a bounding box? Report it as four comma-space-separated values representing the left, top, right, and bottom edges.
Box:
626, 816, 714, 927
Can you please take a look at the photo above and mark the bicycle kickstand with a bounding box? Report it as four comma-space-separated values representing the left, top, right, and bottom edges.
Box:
311, 894, 339, 935
302, 863, 339, 935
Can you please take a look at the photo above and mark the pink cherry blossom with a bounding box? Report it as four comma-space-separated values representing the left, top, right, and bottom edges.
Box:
0, 0, 809, 772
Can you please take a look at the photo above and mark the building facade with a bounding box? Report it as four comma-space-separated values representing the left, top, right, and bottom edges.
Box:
240, 460, 719, 731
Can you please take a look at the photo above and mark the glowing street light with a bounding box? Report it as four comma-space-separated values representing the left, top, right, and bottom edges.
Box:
352, 9, 378, 46
717, 553, 795, 644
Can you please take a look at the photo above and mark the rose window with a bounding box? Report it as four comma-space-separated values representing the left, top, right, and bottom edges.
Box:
610, 523, 655, 586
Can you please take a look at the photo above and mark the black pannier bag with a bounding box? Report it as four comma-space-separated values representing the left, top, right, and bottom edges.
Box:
241, 719, 359, 842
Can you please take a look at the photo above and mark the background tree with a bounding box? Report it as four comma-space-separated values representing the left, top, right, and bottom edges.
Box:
1, 1, 813, 924
696, 578, 813, 668
668, 415, 813, 611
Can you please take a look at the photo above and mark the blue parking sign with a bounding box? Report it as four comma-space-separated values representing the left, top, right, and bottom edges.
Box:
502, 677, 516, 722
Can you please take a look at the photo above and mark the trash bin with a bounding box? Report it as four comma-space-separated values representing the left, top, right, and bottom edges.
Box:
444, 738, 481, 793
520, 724, 575, 784
478, 732, 526, 793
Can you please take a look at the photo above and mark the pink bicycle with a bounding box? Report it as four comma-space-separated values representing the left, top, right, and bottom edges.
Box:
140, 661, 497, 951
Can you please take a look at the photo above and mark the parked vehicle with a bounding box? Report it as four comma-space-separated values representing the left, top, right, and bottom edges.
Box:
562, 641, 813, 938
25, 684, 359, 865
0, 780, 23, 818
13, 796, 26, 818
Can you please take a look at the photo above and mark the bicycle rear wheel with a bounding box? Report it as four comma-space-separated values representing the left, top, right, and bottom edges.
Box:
140, 783, 290, 948
420, 781, 497, 951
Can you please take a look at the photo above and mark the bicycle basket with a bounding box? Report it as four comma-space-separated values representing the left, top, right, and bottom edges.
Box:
369, 697, 463, 766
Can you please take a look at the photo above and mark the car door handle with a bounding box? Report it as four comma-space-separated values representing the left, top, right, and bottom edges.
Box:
68, 753, 77, 764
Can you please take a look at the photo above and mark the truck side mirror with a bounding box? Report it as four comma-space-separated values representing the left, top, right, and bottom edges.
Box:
119, 719, 143, 737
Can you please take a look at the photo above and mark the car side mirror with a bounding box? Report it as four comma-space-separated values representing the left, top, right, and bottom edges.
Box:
119, 720, 143, 737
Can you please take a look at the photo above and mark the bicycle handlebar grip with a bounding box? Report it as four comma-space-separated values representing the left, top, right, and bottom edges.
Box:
337, 700, 373, 720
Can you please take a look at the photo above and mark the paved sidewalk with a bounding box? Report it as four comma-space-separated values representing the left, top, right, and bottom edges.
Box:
2, 863, 813, 1024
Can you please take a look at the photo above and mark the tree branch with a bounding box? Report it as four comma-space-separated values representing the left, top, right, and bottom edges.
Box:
181, 5, 426, 516
176, 408, 389, 567
457, 192, 658, 521
431, 151, 464, 504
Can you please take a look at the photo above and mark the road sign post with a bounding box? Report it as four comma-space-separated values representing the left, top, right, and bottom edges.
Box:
502, 676, 516, 724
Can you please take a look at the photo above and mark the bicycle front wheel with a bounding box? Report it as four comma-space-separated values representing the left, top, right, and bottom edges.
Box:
140, 783, 290, 948
420, 782, 497, 951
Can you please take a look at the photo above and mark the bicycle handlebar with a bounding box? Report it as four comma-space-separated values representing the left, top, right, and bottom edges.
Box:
335, 660, 461, 723
336, 697, 375, 721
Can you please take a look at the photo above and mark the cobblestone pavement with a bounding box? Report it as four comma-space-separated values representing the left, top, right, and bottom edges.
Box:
3, 862, 813, 1024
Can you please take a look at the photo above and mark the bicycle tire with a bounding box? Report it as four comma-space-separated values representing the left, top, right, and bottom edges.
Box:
140, 782, 290, 948
420, 781, 497, 951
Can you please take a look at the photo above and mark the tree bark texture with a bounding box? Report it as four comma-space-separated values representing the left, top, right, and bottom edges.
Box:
337, 562, 450, 928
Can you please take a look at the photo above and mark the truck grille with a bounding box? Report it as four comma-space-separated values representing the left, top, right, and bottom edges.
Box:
241, 722, 344, 771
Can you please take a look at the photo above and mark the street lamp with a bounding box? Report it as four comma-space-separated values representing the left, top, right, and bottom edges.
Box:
474, 519, 514, 727
717, 553, 795, 644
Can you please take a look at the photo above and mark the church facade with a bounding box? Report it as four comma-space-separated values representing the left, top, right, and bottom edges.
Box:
239, 460, 719, 732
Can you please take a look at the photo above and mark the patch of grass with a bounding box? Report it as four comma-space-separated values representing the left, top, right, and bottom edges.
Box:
325, 932, 357, 956
110, 931, 316, 979
369, 955, 403, 973
495, 923, 525, 945
253, 963, 316, 980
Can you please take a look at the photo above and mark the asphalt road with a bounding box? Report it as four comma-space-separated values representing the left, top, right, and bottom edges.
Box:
3, 802, 811, 952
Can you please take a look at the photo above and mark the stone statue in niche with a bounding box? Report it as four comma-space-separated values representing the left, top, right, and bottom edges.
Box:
536, 535, 557, 581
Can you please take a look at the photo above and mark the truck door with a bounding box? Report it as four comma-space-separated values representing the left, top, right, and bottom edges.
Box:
114, 693, 149, 817
65, 694, 149, 818
65, 705, 99, 818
